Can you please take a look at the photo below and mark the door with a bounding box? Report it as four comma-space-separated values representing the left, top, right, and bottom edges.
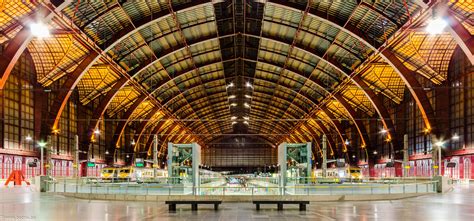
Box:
464, 158, 471, 180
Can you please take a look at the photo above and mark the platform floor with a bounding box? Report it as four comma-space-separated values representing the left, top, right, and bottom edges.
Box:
0, 184, 473, 221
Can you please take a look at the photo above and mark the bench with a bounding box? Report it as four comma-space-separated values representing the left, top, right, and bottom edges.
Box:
253, 201, 310, 211
165, 201, 222, 211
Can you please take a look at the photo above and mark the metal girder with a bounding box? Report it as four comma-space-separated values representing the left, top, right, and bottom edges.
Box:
305, 121, 336, 156
132, 106, 161, 143
380, 49, 435, 133
352, 75, 397, 140
83, 78, 128, 145
153, 123, 181, 155
111, 94, 148, 148
295, 128, 311, 142
98, 0, 212, 50
359, 2, 401, 28
333, 93, 370, 147
49, 51, 99, 130
445, 8, 474, 65
0, 6, 50, 90
0, 1, 73, 90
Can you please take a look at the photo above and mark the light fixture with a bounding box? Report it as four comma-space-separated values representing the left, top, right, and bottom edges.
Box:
228, 95, 236, 99
126, 154, 130, 158
25, 134, 32, 142
245, 95, 252, 99
426, 17, 448, 35
244, 103, 250, 108
380, 129, 387, 134
243, 116, 250, 120
452, 134, 460, 140
345, 139, 349, 145
29, 22, 50, 38
373, 150, 378, 155
231, 121, 237, 125
105, 150, 109, 155
94, 128, 100, 135
230, 103, 237, 107
245, 82, 253, 88
52, 128, 60, 134
435, 141, 445, 147
424, 128, 431, 134
243, 121, 249, 125
226, 82, 234, 89
131, 139, 136, 145
38, 141, 47, 148
231, 116, 237, 120
352, 155, 356, 158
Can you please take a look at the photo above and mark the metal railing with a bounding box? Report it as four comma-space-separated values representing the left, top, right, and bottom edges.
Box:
44, 177, 438, 196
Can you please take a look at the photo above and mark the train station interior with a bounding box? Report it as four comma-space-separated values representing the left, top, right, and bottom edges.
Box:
0, 0, 473, 220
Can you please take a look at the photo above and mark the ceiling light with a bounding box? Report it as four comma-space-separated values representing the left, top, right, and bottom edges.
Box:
25, 134, 32, 142
231, 116, 237, 120
452, 134, 460, 140
243, 116, 250, 120
228, 95, 236, 99
380, 129, 387, 134
243, 121, 249, 125
352, 155, 356, 158
126, 154, 130, 158
373, 150, 378, 155
38, 141, 47, 148
230, 103, 237, 107
226, 82, 234, 89
231, 121, 237, 125
435, 141, 445, 147
245, 95, 252, 99
245, 82, 253, 88
131, 139, 136, 145
426, 17, 448, 35
244, 103, 250, 108
30, 22, 50, 38
105, 150, 109, 155
94, 128, 100, 135
344, 139, 349, 145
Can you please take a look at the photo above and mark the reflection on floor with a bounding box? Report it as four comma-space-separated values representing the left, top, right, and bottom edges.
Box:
0, 184, 473, 221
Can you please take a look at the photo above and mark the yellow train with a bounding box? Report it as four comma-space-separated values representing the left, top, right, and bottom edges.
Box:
101, 167, 167, 183
312, 166, 362, 184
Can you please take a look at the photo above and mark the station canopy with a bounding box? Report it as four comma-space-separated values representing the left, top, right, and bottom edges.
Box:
1, 0, 471, 151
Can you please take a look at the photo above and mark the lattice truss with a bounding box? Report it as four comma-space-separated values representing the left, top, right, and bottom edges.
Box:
0, 1, 35, 44
449, 0, 474, 35
76, 61, 120, 104
1, 0, 471, 147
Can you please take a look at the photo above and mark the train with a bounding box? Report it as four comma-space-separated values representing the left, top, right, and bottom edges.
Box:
312, 166, 363, 184
100, 167, 168, 183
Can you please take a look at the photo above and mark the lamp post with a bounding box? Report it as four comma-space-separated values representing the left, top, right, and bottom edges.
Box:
435, 141, 443, 176
38, 141, 47, 176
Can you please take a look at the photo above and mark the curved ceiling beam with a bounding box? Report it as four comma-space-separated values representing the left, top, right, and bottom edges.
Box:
303, 121, 335, 157
138, 119, 169, 152
111, 94, 148, 148
207, 134, 276, 147
333, 93, 370, 147
379, 50, 434, 133
0, 3, 70, 90
55, 1, 419, 148
132, 106, 160, 145
268, 0, 433, 137
414, 0, 474, 64
49, 51, 99, 131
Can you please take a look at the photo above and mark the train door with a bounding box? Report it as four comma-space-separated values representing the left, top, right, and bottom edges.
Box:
463, 158, 471, 180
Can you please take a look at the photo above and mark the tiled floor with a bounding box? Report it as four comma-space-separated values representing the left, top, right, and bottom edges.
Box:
0, 184, 473, 220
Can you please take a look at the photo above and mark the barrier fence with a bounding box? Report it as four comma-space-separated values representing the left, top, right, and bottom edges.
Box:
44, 177, 438, 196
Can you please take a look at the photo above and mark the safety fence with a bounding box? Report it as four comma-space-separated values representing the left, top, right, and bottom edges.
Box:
44, 178, 438, 196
